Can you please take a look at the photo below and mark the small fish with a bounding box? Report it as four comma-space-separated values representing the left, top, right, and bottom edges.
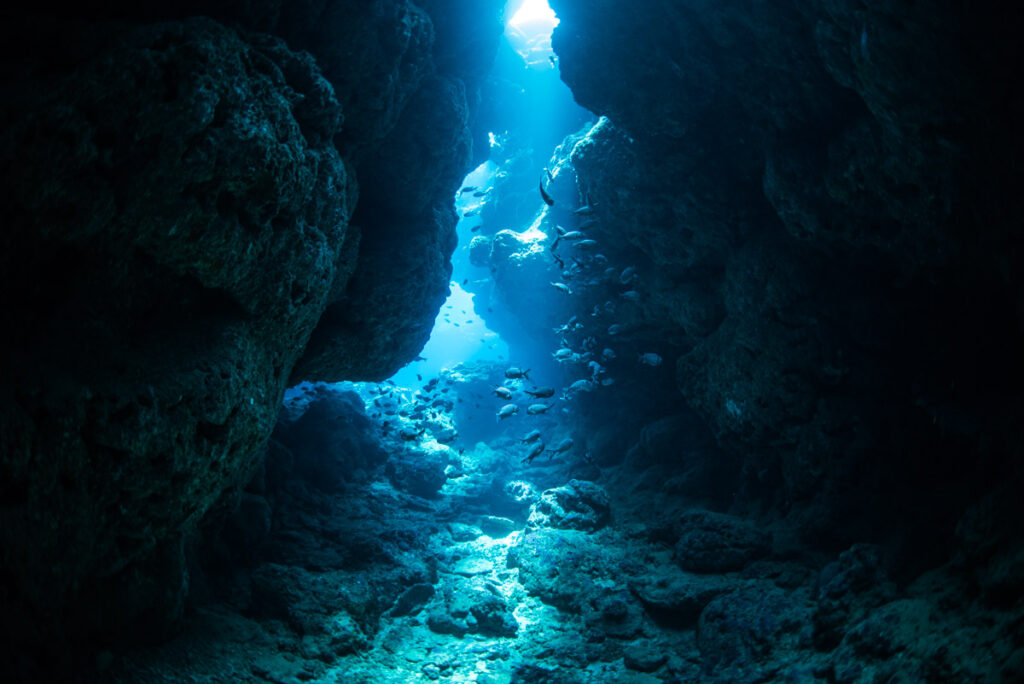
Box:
460, 185, 478, 194
561, 231, 586, 241
620, 290, 640, 302
527, 403, 552, 415
638, 352, 663, 367
607, 324, 623, 335
574, 239, 599, 250
523, 441, 545, 464
471, 225, 481, 232
567, 379, 594, 393
548, 437, 574, 454
521, 429, 542, 443
462, 279, 468, 285
399, 426, 426, 441
539, 181, 555, 207
463, 207, 480, 217
572, 205, 595, 215
497, 404, 519, 421
554, 224, 567, 236
473, 191, 487, 197
505, 367, 531, 381
492, 386, 513, 400
550, 282, 572, 295
526, 387, 555, 398
619, 266, 636, 284
416, 374, 422, 381
602, 348, 616, 360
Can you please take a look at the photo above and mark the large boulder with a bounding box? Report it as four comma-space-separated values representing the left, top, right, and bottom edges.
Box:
673, 510, 772, 574
273, 388, 386, 492
527, 480, 611, 532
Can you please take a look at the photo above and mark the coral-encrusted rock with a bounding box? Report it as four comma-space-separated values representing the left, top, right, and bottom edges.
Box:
813, 543, 897, 650
549, 0, 1024, 555
485, 228, 572, 344
428, 574, 517, 638
697, 584, 812, 680
468, 235, 492, 267
673, 510, 772, 574
509, 528, 609, 612
272, 388, 386, 492
291, 73, 470, 381
527, 479, 611, 532
630, 570, 734, 629
386, 446, 449, 499
1, 0, 507, 671
0, 16, 350, 653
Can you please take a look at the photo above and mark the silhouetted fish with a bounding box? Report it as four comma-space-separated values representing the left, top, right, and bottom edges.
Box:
539, 181, 555, 206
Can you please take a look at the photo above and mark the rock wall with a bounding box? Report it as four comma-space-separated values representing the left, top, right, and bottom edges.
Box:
547, 0, 1024, 550
0, 0, 504, 671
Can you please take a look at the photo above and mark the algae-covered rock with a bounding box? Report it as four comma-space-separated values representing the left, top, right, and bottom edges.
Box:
673, 510, 772, 574
527, 480, 611, 532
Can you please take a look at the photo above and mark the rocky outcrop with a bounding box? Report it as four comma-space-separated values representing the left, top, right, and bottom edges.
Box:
273, 387, 386, 493
1, 17, 351, 661
0, 1, 503, 671
526, 479, 611, 531
548, 0, 1024, 550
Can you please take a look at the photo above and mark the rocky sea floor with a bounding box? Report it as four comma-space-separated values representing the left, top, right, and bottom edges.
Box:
102, 372, 1024, 683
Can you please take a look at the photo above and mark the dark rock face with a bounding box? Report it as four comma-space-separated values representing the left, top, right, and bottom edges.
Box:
273, 388, 386, 492
1, 15, 351, 654
293, 72, 470, 382
697, 584, 812, 682
0, 0, 503, 669
673, 510, 772, 574
547, 0, 1024, 547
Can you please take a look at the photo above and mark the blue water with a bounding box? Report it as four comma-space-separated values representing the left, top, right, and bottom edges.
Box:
387, 1, 589, 390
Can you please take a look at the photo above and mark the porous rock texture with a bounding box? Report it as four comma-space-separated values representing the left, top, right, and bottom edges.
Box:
548, 0, 1024, 553
0, 0, 503, 673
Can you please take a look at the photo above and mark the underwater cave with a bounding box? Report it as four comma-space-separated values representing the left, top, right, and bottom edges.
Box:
1, 0, 1023, 681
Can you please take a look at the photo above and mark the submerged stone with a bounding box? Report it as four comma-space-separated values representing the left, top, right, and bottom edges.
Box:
527, 480, 611, 532
389, 583, 436, 618
673, 510, 772, 574
453, 558, 494, 577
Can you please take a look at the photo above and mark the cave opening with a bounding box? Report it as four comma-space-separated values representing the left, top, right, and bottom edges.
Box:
4, 0, 1023, 681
